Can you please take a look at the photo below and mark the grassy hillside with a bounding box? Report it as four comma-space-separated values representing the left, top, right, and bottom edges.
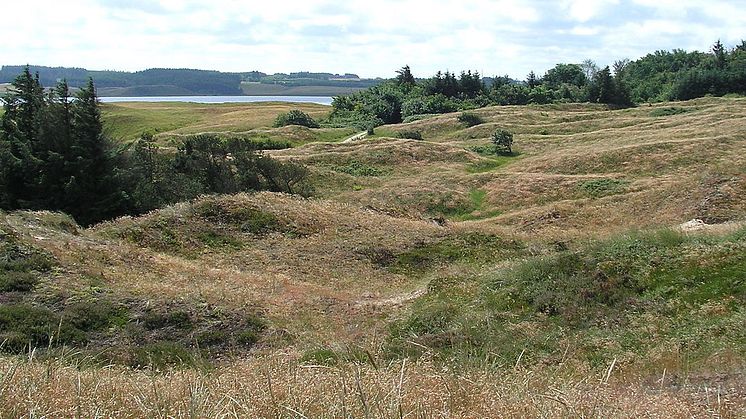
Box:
276, 98, 746, 238
1, 97, 745, 417
101, 101, 354, 145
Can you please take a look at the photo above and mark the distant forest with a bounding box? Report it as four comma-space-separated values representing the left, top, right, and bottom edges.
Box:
0, 66, 381, 96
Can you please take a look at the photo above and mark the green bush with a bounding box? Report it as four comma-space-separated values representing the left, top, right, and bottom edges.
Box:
273, 110, 320, 128
0, 271, 38, 292
491, 129, 514, 155
142, 310, 193, 330
468, 145, 495, 156
397, 130, 423, 140
579, 178, 629, 197
457, 112, 484, 127
64, 300, 127, 332
0, 304, 85, 352
0, 243, 54, 292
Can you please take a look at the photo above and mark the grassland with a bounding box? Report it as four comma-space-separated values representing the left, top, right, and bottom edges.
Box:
100, 101, 354, 146
1, 97, 745, 417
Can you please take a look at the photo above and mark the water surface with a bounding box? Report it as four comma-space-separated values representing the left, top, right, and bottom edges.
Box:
99, 96, 333, 105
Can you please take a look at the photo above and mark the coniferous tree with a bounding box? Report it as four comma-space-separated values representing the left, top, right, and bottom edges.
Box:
0, 66, 45, 208
395, 65, 416, 90
712, 39, 727, 69
64, 78, 125, 224
591, 66, 615, 104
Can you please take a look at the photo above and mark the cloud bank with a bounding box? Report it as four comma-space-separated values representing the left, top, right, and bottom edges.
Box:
3, 0, 744, 79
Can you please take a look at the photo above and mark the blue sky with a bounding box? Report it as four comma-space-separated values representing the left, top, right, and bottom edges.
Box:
3, 0, 744, 79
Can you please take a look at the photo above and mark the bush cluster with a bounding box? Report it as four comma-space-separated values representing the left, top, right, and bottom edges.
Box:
273, 109, 320, 128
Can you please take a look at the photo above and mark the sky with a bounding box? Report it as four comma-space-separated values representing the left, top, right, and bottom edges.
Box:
3, 0, 745, 79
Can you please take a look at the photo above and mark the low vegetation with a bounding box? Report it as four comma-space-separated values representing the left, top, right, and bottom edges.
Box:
457, 111, 484, 127
1, 60, 746, 415
388, 228, 746, 372
273, 109, 320, 128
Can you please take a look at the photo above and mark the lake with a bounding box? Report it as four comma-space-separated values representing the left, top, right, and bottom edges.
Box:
98, 96, 334, 105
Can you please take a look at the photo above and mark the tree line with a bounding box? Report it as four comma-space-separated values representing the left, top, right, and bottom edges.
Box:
0, 67, 311, 226
330, 40, 746, 128
0, 66, 242, 95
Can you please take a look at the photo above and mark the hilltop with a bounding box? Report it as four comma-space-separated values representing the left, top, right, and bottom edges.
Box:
0, 98, 744, 416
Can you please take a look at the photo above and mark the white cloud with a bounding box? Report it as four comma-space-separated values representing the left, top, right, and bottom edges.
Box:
561, 0, 620, 22
1, 0, 744, 79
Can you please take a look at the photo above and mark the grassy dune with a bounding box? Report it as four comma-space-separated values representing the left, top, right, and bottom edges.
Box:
1, 97, 745, 417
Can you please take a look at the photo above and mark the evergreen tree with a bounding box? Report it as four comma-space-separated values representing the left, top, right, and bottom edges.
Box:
591, 66, 615, 104
64, 78, 125, 225
458, 70, 484, 98
526, 71, 540, 88
612, 60, 633, 107
395, 65, 416, 89
38, 80, 74, 209
0, 66, 45, 208
712, 39, 727, 69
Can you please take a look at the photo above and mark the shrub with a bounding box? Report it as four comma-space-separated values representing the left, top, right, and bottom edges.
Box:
235, 329, 260, 346
457, 112, 484, 127
0, 271, 38, 292
579, 178, 629, 198
64, 300, 127, 331
491, 129, 514, 155
468, 145, 495, 156
273, 110, 320, 128
0, 243, 54, 292
142, 310, 193, 330
397, 130, 423, 140
131, 341, 197, 369
0, 304, 85, 352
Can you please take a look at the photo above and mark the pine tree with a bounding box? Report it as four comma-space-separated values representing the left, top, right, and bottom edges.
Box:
395, 65, 416, 89
712, 39, 726, 69
64, 78, 125, 225
38, 80, 75, 209
591, 66, 615, 104
0, 66, 46, 208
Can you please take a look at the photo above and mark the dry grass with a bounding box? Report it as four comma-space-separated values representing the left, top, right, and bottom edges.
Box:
274, 97, 746, 239
101, 101, 333, 142
1, 354, 743, 418
2, 97, 746, 417
5, 193, 451, 345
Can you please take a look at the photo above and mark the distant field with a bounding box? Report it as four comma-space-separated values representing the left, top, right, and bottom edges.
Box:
100, 100, 353, 144
240, 81, 364, 96
0, 82, 10, 93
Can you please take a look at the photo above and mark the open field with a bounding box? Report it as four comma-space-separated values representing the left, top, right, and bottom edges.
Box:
1, 97, 745, 416
100, 101, 354, 145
